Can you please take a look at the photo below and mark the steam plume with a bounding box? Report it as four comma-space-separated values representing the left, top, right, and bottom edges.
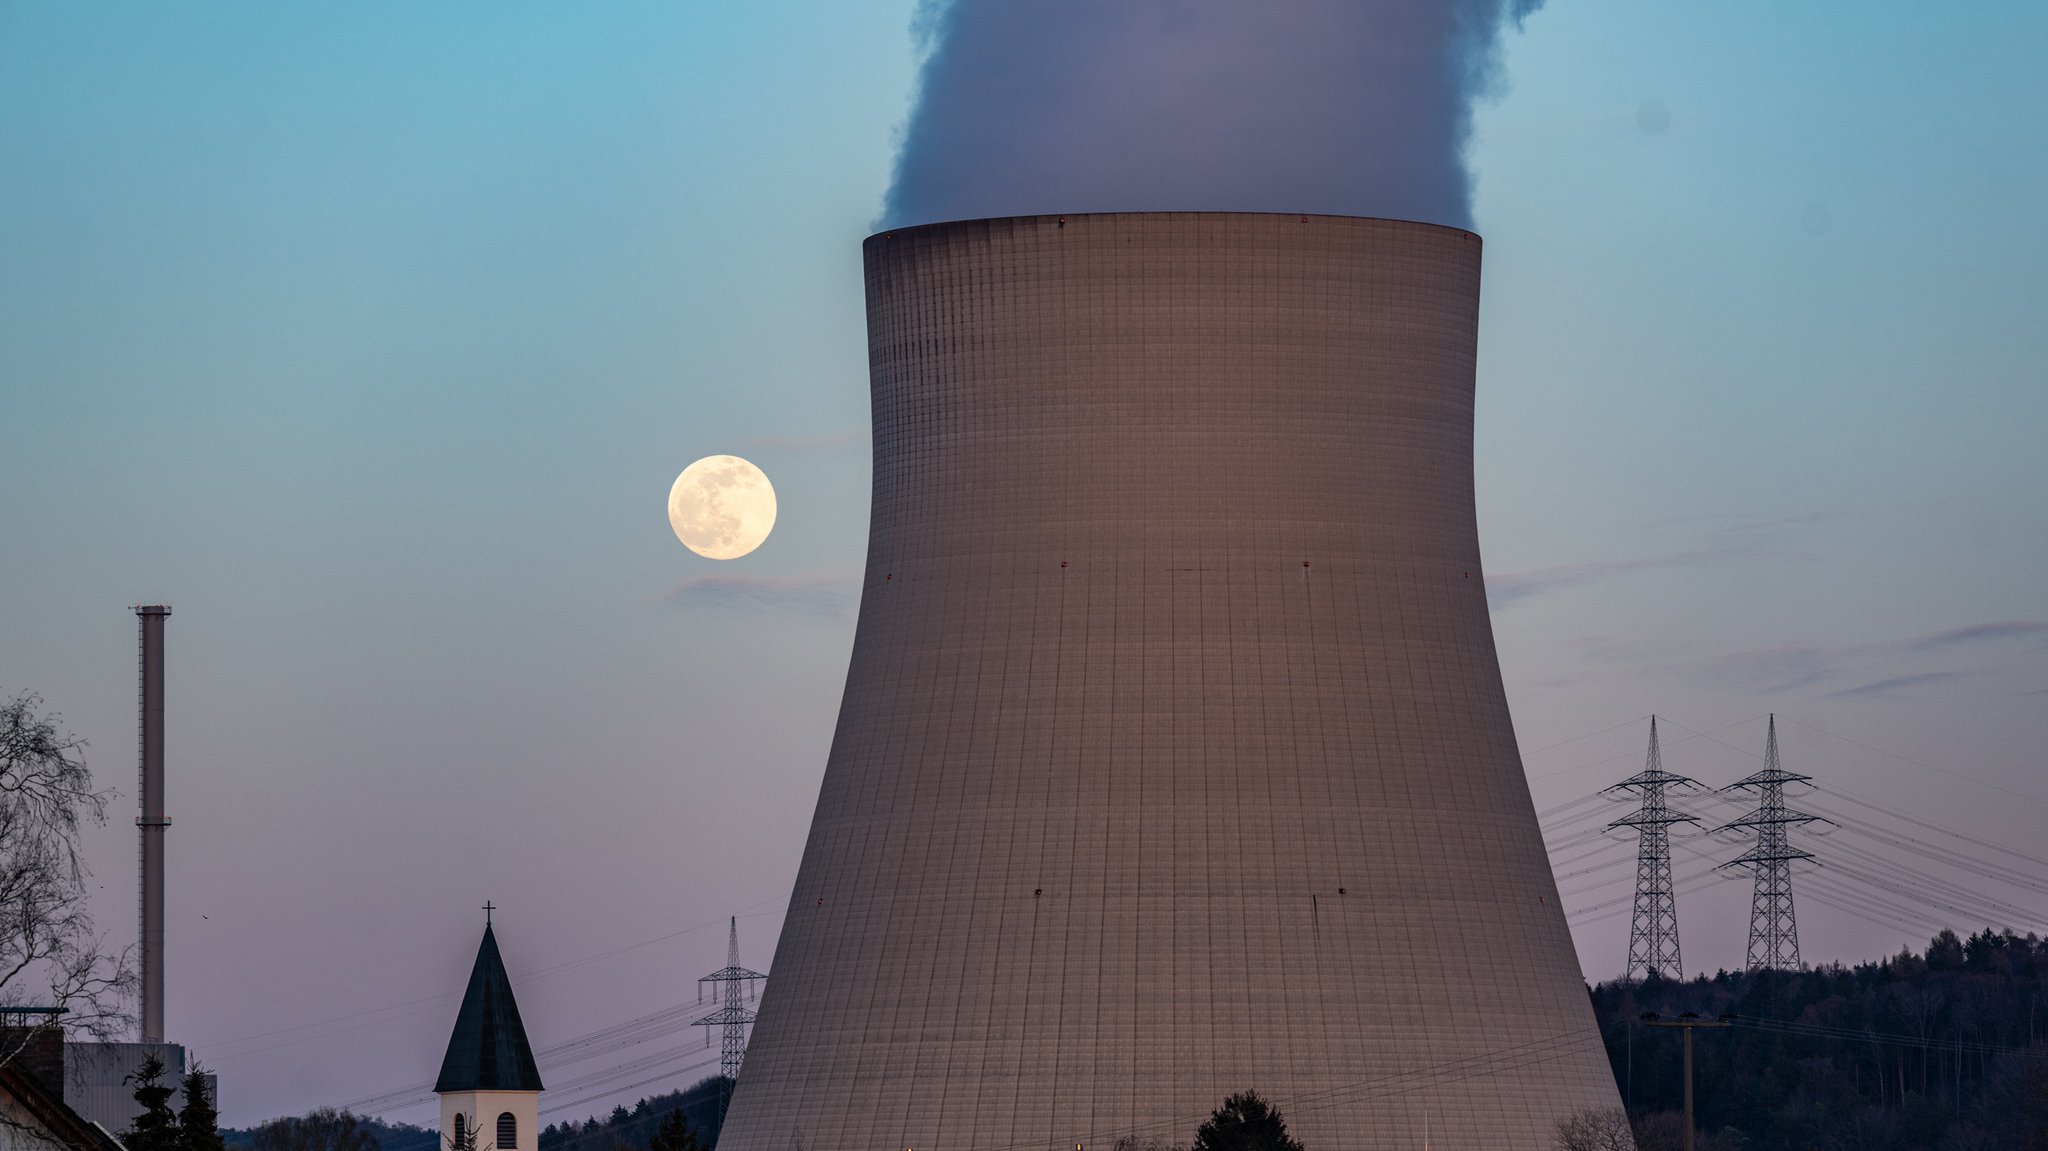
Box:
882, 0, 1543, 231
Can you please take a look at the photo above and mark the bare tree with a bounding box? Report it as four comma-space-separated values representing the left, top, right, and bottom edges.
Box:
1890, 986, 1946, 1096
249, 1109, 382, 1151
1552, 1107, 1637, 1151
0, 691, 135, 1040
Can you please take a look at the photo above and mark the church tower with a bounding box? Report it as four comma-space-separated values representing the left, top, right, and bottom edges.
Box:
436, 913, 543, 1151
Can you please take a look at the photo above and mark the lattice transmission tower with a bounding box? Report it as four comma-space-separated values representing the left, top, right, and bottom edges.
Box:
1603, 716, 1700, 981
1717, 715, 1826, 971
694, 916, 766, 1081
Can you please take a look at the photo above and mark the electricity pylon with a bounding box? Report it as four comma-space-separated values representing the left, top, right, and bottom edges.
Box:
694, 916, 766, 1081
1717, 715, 1825, 971
1604, 716, 1700, 980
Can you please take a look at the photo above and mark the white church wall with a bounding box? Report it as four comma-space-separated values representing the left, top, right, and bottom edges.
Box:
441, 1090, 538, 1151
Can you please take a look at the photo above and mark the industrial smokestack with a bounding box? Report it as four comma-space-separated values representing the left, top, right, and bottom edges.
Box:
133, 604, 170, 1043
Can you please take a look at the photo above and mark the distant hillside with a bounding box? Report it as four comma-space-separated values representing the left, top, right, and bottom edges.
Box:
223, 1112, 438, 1151
539, 1076, 731, 1151
224, 1077, 731, 1151
1591, 929, 2048, 1150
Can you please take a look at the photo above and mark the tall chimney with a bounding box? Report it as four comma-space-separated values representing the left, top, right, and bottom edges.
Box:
133, 605, 170, 1043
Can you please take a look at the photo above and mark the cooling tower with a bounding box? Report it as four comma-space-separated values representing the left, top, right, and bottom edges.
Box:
719, 213, 1621, 1150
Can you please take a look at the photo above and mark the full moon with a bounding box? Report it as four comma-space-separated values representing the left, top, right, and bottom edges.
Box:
668, 455, 777, 560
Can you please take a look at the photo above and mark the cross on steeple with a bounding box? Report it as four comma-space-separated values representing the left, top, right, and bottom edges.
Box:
482, 901, 494, 925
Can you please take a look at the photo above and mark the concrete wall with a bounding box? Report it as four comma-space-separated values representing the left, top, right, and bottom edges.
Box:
63, 1042, 198, 1134
717, 213, 1622, 1150
0, 1027, 66, 1100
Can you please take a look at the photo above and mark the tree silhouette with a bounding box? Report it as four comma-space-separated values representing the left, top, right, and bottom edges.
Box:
1191, 1091, 1304, 1151
249, 1108, 382, 1151
178, 1069, 224, 1151
0, 691, 134, 1043
646, 1110, 705, 1151
1552, 1108, 1635, 1151
124, 1056, 181, 1151
1590, 928, 2048, 1149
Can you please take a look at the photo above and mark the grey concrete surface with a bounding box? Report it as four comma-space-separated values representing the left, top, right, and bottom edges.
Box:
717, 213, 1621, 1151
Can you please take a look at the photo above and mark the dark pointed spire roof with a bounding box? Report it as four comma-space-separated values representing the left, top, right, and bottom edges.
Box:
435, 923, 544, 1093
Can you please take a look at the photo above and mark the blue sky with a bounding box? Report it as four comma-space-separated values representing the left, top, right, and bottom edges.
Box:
2, 0, 2043, 1126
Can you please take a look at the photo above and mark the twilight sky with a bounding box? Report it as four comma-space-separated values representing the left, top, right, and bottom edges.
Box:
2, 0, 2045, 1129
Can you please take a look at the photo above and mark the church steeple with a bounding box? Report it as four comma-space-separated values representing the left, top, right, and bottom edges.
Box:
437, 920, 544, 1092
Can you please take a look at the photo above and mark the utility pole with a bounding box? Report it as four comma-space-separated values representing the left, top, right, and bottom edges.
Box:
1604, 716, 1700, 981
1716, 715, 1827, 971
1642, 1012, 1731, 1151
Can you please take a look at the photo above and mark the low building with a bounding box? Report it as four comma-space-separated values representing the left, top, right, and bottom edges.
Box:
0, 1023, 126, 1151
62, 1043, 203, 1136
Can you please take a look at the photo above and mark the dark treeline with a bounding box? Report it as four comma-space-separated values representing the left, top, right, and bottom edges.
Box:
225, 1110, 436, 1151
537, 1076, 729, 1151
1592, 928, 2048, 1150
224, 1078, 727, 1151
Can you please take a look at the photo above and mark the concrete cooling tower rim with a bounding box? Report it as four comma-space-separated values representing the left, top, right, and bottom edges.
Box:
870, 210, 1481, 243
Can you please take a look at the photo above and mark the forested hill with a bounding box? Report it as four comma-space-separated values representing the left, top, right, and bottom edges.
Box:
538, 1076, 731, 1151
224, 1076, 730, 1151
1592, 929, 2048, 1150
224, 1111, 438, 1151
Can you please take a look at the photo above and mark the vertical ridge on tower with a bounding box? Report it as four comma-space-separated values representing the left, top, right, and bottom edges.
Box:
1717, 715, 1826, 971
1603, 716, 1699, 981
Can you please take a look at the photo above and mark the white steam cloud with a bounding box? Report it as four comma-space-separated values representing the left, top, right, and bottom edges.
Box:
882, 0, 1544, 232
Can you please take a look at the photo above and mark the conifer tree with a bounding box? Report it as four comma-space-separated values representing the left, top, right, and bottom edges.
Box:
646, 1109, 705, 1151
1191, 1091, 1305, 1151
178, 1068, 223, 1151
124, 1055, 182, 1151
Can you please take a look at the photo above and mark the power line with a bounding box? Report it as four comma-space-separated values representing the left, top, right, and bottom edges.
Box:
1568, 862, 1724, 925
340, 1002, 710, 1115
1777, 714, 2048, 808
1815, 808, 2048, 895
203, 901, 785, 1062
1528, 715, 1764, 784
1724, 1014, 2048, 1060
1523, 715, 1655, 760
1825, 857, 2046, 933
949, 1027, 1610, 1151
1800, 872, 1951, 936
1536, 791, 1612, 822
1818, 835, 2048, 928
539, 1049, 724, 1117
1824, 787, 2048, 870
1548, 837, 1637, 877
